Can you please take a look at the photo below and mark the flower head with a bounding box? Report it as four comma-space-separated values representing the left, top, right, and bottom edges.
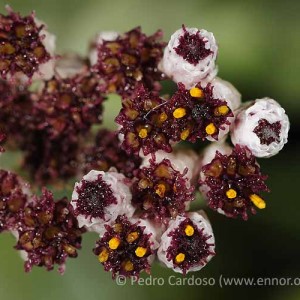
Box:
160, 25, 218, 89
231, 98, 290, 157
199, 144, 270, 220
93, 215, 159, 279
157, 211, 215, 274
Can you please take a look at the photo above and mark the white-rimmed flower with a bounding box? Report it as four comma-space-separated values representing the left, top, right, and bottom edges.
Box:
71, 170, 135, 234
157, 211, 215, 274
160, 26, 218, 89
231, 98, 290, 158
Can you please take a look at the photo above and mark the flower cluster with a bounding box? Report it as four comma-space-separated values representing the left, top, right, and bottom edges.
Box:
0, 7, 290, 280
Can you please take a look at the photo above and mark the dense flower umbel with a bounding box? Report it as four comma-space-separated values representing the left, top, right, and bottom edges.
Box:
163, 82, 233, 143
93, 215, 158, 278
15, 188, 85, 273
200, 145, 270, 220
93, 27, 165, 97
116, 84, 172, 155
81, 129, 142, 178
131, 156, 195, 223
72, 170, 134, 234
0, 170, 31, 232
0, 7, 54, 80
157, 212, 215, 274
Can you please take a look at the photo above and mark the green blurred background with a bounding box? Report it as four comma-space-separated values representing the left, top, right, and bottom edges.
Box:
0, 0, 299, 299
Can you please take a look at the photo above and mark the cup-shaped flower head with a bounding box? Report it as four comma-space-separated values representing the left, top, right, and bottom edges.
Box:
199, 143, 270, 220
131, 151, 196, 223
162, 80, 236, 143
71, 170, 135, 234
0, 170, 31, 232
160, 25, 218, 89
81, 129, 142, 178
157, 211, 215, 274
115, 84, 172, 156
14, 188, 85, 273
93, 27, 165, 97
231, 98, 290, 158
93, 215, 159, 279
0, 6, 56, 81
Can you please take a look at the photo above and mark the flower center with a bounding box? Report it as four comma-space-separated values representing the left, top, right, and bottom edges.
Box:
253, 119, 281, 145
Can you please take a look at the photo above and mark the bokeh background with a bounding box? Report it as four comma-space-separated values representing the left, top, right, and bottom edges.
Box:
0, 0, 299, 299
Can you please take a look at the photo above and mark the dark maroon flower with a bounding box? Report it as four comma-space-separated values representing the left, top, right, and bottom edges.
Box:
81, 129, 142, 178
93, 27, 165, 97
157, 212, 215, 274
15, 188, 85, 273
131, 157, 195, 223
253, 119, 281, 145
163, 83, 233, 143
200, 145, 270, 220
115, 84, 172, 155
0, 170, 30, 232
0, 7, 53, 80
93, 215, 157, 279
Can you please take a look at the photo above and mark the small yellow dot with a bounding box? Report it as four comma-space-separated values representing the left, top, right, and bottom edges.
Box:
184, 225, 194, 236
180, 129, 190, 140
126, 232, 139, 243
226, 189, 237, 199
189, 87, 204, 98
249, 194, 266, 209
108, 237, 120, 250
173, 107, 186, 119
159, 112, 168, 122
135, 247, 147, 258
175, 253, 185, 263
138, 128, 148, 139
155, 183, 166, 198
205, 123, 216, 135
216, 105, 229, 115
124, 260, 134, 271
98, 249, 109, 263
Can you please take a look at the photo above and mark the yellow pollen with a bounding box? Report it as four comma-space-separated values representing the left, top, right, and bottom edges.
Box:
205, 123, 216, 135
249, 194, 266, 209
189, 87, 204, 98
126, 232, 139, 243
155, 183, 166, 198
184, 225, 194, 236
216, 105, 229, 115
98, 248, 109, 263
108, 237, 120, 250
175, 253, 185, 263
135, 247, 147, 258
124, 260, 134, 271
180, 129, 190, 140
173, 107, 186, 119
226, 189, 237, 199
138, 128, 148, 139
159, 112, 168, 122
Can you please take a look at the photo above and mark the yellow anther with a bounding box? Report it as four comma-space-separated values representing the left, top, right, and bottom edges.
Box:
98, 248, 109, 263
216, 105, 229, 115
155, 183, 166, 198
138, 128, 148, 139
205, 123, 216, 135
135, 247, 147, 258
126, 232, 139, 243
124, 260, 134, 271
189, 87, 204, 98
226, 189, 237, 199
180, 129, 190, 140
185, 225, 194, 236
249, 194, 266, 209
175, 253, 185, 263
159, 112, 168, 122
108, 237, 120, 250
173, 107, 186, 119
